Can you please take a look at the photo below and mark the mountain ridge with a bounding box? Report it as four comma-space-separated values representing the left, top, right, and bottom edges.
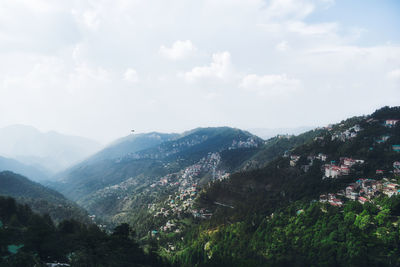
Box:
0, 124, 102, 173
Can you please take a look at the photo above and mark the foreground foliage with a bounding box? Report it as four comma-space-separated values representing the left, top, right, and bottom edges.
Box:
171, 197, 400, 267
0, 196, 169, 267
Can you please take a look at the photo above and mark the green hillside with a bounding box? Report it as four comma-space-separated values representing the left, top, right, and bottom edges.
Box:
162, 106, 400, 266
36, 106, 400, 266
59, 126, 322, 242
0, 171, 89, 224
85, 132, 179, 163
0, 156, 50, 182
0, 196, 169, 267
55, 127, 264, 201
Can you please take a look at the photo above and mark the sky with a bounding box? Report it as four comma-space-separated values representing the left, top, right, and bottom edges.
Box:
0, 0, 399, 144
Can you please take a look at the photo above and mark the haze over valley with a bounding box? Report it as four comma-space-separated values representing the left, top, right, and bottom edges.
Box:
0, 0, 399, 266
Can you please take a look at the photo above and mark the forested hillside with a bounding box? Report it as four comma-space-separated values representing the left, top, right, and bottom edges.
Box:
53, 126, 323, 239
0, 196, 169, 267
152, 106, 400, 266
5, 107, 399, 266
0, 171, 89, 224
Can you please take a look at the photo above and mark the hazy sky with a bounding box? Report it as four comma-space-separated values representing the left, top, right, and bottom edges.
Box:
0, 0, 399, 143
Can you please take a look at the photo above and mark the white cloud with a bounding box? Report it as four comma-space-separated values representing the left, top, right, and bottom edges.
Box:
124, 68, 139, 83
184, 51, 233, 83
82, 9, 100, 30
159, 40, 197, 60
276, 41, 289, 51
286, 21, 338, 35
264, 0, 315, 20
240, 74, 301, 96
388, 69, 400, 80
0, 0, 399, 142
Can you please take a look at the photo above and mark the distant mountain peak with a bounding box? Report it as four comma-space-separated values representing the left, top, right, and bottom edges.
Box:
0, 124, 102, 174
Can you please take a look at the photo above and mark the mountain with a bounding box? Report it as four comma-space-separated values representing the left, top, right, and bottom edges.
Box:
0, 155, 50, 181
166, 106, 400, 266
55, 127, 263, 200
40, 106, 400, 266
53, 126, 326, 239
0, 171, 89, 224
52, 127, 267, 224
85, 132, 179, 163
0, 124, 102, 173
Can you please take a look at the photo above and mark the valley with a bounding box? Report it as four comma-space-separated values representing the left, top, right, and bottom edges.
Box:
1, 106, 400, 266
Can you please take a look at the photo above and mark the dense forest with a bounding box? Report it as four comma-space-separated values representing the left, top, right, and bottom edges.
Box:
171, 197, 400, 266
0, 171, 89, 224
0, 196, 169, 267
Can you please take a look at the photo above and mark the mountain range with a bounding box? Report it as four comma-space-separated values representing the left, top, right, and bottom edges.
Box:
1, 106, 400, 266
0, 124, 102, 174
52, 125, 324, 235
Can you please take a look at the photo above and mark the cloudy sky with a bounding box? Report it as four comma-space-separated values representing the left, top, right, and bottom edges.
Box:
0, 0, 399, 143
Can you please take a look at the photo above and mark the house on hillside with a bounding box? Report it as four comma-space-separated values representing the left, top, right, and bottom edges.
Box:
385, 119, 399, 127
383, 183, 400, 197
342, 158, 356, 167
376, 135, 390, 143
358, 196, 368, 204
394, 162, 400, 169
319, 194, 328, 203
325, 165, 341, 178
328, 198, 343, 207
317, 153, 327, 162
340, 165, 350, 175
290, 155, 300, 167
346, 185, 359, 200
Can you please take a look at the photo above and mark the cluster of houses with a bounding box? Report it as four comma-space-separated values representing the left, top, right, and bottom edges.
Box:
288, 153, 364, 179
150, 153, 225, 234
289, 155, 301, 167
192, 208, 213, 219
319, 194, 343, 207
229, 137, 260, 150
320, 172, 400, 207
151, 221, 180, 238
331, 124, 362, 142
376, 135, 390, 144
384, 119, 399, 127
160, 220, 178, 232
289, 153, 328, 172
150, 173, 175, 188
150, 153, 222, 190
324, 157, 364, 178
277, 134, 294, 139
370, 119, 400, 151
153, 184, 199, 219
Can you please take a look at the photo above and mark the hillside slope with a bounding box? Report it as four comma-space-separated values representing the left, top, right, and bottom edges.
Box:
166, 106, 400, 266
0, 156, 50, 182
55, 127, 264, 201
0, 171, 89, 224
0, 196, 169, 266
85, 132, 179, 163
56, 126, 325, 240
